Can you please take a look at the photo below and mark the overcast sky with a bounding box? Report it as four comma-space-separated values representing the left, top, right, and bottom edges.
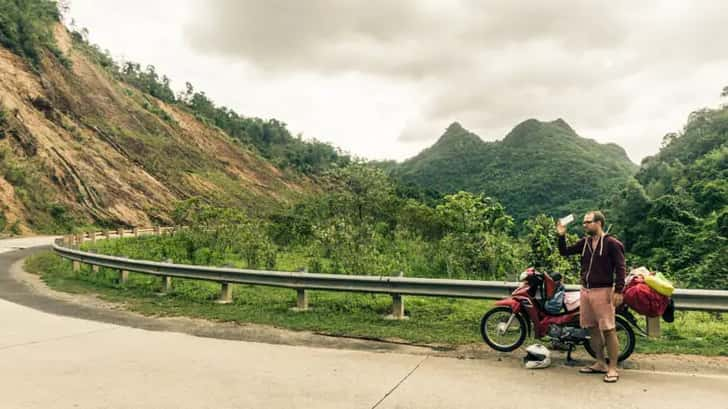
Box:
67, 0, 727, 163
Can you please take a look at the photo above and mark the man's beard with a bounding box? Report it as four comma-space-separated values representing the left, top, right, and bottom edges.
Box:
585, 229, 597, 236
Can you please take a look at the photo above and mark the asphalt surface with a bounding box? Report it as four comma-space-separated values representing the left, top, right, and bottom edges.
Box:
1, 237, 727, 409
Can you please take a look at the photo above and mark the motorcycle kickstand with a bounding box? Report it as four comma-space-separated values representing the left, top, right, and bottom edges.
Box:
564, 345, 578, 367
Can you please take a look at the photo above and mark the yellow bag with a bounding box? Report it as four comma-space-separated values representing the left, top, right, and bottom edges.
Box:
645, 272, 674, 296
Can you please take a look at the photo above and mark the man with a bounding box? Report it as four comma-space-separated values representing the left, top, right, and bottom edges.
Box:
556, 211, 626, 383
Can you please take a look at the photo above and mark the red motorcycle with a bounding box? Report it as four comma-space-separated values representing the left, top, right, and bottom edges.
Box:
480, 269, 637, 363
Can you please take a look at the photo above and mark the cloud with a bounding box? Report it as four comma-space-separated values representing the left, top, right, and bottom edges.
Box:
181, 1, 728, 161
185, 0, 639, 78
184, 0, 442, 77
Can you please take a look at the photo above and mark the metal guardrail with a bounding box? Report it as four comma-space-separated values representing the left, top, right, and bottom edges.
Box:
52, 228, 728, 322
55, 242, 519, 298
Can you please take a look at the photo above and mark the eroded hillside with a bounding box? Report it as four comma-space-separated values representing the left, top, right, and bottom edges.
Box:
0, 24, 310, 233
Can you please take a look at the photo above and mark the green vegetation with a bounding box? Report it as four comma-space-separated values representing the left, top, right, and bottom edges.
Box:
139, 95, 175, 124
524, 213, 580, 274
0, 0, 67, 68
25, 251, 728, 355
80, 165, 543, 281
266, 165, 541, 280
606, 103, 728, 289
175, 82, 352, 174
392, 121, 638, 222
118, 62, 176, 103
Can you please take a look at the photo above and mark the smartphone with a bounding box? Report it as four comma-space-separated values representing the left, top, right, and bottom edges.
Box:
559, 214, 574, 226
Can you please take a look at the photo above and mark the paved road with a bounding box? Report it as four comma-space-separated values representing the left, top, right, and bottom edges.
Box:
0, 236, 58, 253
1, 237, 727, 409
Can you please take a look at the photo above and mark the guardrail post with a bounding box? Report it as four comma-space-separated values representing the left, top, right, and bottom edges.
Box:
158, 258, 173, 294
297, 289, 308, 310
104, 230, 111, 240
89, 249, 100, 273
117, 256, 129, 285
72, 260, 80, 272
387, 271, 407, 320
161, 276, 172, 292
88, 231, 96, 243
390, 294, 405, 319
75, 233, 84, 247
216, 282, 233, 304
291, 268, 309, 311
133, 227, 139, 237
647, 316, 661, 338
154, 226, 161, 236
63, 235, 72, 246
117, 227, 125, 239
119, 270, 129, 285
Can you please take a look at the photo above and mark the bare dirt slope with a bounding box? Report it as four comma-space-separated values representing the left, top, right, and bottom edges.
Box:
0, 25, 308, 232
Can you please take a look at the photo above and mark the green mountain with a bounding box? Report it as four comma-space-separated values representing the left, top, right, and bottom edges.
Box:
606, 105, 727, 288
393, 119, 638, 221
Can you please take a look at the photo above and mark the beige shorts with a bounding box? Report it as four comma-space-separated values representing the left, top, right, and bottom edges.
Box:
580, 287, 616, 331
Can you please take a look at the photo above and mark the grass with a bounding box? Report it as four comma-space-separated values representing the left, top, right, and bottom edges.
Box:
25, 251, 728, 356
25, 251, 489, 344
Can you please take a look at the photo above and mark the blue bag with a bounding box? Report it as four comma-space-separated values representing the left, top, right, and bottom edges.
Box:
545, 284, 565, 314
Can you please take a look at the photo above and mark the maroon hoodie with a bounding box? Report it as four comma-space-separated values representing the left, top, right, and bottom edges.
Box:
558, 234, 626, 293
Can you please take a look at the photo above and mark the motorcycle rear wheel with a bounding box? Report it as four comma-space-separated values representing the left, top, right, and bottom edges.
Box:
583, 315, 636, 362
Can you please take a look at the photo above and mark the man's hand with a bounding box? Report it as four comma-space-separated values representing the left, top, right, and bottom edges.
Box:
556, 221, 566, 236
613, 293, 624, 307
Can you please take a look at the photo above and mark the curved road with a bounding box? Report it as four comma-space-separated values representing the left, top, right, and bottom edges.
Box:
1, 237, 726, 409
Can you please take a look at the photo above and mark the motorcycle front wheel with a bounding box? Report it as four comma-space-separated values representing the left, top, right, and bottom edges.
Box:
583, 315, 636, 362
480, 306, 527, 352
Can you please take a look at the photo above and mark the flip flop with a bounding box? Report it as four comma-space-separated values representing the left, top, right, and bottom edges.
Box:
603, 374, 619, 383
579, 367, 607, 374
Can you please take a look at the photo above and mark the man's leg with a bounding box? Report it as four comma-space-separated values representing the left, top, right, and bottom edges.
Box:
603, 328, 620, 376
587, 327, 607, 371
580, 289, 607, 372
